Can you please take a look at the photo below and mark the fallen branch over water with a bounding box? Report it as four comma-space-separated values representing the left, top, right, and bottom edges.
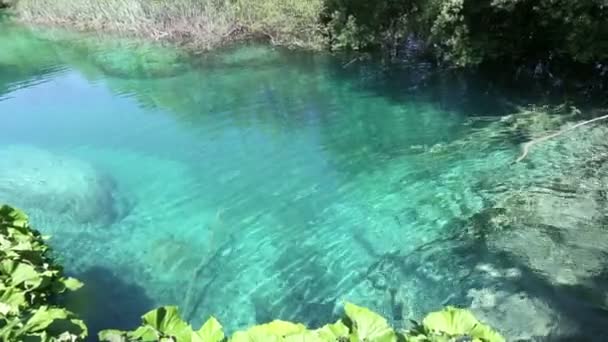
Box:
516, 113, 608, 163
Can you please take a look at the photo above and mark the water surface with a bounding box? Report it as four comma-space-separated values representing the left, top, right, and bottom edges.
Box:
1, 19, 608, 340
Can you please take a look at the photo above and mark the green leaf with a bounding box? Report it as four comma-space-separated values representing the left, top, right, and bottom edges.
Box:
130, 325, 160, 341
5, 262, 42, 289
16, 306, 87, 339
422, 307, 505, 342
0, 302, 11, 316
0, 287, 26, 312
283, 331, 325, 342
99, 329, 129, 342
255, 320, 306, 336
62, 277, 84, 292
229, 321, 306, 342
21, 306, 68, 332
315, 320, 349, 340
344, 302, 396, 342
141, 306, 192, 341
0, 205, 29, 228
194, 317, 224, 342
230, 330, 281, 342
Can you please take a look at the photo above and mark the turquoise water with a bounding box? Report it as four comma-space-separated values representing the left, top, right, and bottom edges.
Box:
2, 20, 608, 340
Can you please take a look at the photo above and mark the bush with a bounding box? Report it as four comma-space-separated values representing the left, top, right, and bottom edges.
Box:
428, 0, 608, 66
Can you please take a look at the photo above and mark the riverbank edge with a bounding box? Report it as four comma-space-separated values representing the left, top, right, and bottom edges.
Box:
1, 1, 327, 53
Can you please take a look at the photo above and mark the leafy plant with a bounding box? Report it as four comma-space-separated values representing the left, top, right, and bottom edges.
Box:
0, 204, 87, 341
99, 306, 225, 342
343, 302, 396, 342
100, 303, 504, 342
405, 306, 505, 342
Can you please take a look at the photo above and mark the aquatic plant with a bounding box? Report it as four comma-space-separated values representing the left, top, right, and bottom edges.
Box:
99, 302, 505, 341
0, 205, 87, 341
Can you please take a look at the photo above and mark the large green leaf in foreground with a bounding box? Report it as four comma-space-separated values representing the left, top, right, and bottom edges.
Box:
408, 306, 505, 342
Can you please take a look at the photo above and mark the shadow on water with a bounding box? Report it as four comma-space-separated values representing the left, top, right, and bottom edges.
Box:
351, 216, 608, 341
441, 221, 608, 341
60, 266, 155, 341
318, 49, 608, 119
484, 248, 608, 341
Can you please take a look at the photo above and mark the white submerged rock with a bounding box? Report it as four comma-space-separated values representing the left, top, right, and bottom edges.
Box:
0, 145, 128, 226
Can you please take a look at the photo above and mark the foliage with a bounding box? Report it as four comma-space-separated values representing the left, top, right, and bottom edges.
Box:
323, 0, 608, 65
322, 0, 416, 51
99, 303, 504, 342
0, 205, 87, 341
7, 0, 608, 66
406, 306, 505, 342
427, 0, 608, 66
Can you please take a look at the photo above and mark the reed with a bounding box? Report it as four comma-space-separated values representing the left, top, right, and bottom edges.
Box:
12, 0, 324, 50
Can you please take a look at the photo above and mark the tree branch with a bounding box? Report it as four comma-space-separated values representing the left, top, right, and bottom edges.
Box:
515, 114, 608, 163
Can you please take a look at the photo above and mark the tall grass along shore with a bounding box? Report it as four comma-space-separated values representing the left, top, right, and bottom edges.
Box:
10, 0, 325, 50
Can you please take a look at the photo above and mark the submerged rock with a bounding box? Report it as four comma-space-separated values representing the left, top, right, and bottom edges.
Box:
0, 145, 129, 225
468, 287, 557, 341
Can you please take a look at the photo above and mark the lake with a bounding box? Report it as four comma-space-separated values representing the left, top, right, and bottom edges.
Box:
1, 18, 608, 341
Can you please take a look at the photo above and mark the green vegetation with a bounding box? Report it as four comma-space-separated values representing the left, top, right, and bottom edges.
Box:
1, 204, 504, 341
4, 0, 607, 67
0, 205, 87, 341
322, 0, 608, 66
99, 303, 505, 342
10, 0, 324, 50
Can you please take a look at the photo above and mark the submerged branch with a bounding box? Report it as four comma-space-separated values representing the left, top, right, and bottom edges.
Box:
183, 208, 225, 321
516, 114, 608, 163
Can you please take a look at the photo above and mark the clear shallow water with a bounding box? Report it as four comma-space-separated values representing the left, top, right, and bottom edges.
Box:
2, 20, 608, 341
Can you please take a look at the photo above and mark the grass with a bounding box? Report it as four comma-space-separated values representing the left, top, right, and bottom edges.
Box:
12, 0, 325, 50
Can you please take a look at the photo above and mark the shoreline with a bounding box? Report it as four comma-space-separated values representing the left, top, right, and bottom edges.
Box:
4, 0, 325, 52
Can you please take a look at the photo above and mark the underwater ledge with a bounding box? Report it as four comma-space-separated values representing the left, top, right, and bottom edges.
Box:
1, 204, 505, 341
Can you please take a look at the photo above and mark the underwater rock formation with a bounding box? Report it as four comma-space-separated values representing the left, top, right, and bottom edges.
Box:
0, 145, 129, 226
